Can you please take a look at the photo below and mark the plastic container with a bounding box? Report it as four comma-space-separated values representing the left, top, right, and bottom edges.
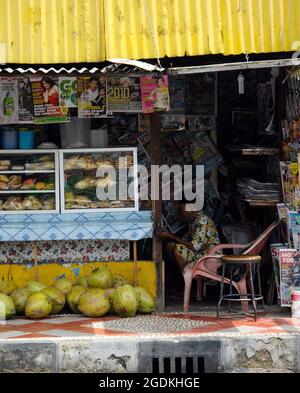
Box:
60, 117, 90, 148
291, 290, 300, 318
1, 127, 17, 149
90, 126, 108, 148
18, 128, 35, 149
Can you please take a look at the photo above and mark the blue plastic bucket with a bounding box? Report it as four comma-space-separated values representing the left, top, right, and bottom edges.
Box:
18, 129, 35, 149
1, 128, 17, 149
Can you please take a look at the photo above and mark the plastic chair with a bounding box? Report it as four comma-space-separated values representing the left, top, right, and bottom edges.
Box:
182, 221, 279, 313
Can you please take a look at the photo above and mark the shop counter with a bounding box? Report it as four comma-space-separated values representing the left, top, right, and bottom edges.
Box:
0, 211, 153, 241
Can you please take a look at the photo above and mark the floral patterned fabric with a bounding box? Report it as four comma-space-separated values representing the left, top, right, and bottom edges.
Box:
175, 211, 220, 264
0, 240, 129, 264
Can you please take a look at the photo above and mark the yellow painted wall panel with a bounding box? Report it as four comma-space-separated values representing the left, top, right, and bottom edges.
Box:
0, 261, 157, 299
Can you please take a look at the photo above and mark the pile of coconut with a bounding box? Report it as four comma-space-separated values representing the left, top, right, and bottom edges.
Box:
0, 267, 155, 320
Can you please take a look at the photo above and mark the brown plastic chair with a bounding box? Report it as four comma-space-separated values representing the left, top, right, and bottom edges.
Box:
182, 221, 279, 313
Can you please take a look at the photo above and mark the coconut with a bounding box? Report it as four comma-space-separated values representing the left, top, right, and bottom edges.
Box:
26, 280, 47, 293
76, 276, 88, 287
0, 293, 16, 319
67, 285, 86, 313
112, 274, 129, 288
87, 267, 113, 289
135, 287, 155, 313
25, 292, 52, 319
112, 285, 138, 318
52, 278, 73, 294
10, 288, 31, 314
78, 288, 110, 317
103, 287, 116, 314
42, 287, 65, 315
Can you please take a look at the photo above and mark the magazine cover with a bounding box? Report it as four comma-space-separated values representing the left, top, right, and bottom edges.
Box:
140, 75, 170, 113
160, 114, 186, 132
279, 248, 300, 306
30, 76, 69, 124
169, 77, 185, 113
77, 75, 107, 118
0, 76, 18, 123
59, 77, 77, 108
280, 161, 300, 209
187, 116, 213, 132
18, 76, 34, 123
107, 76, 142, 112
138, 114, 151, 134
270, 243, 289, 303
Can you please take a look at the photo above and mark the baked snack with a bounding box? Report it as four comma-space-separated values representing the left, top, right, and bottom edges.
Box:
8, 175, 22, 190
3, 196, 23, 211
74, 177, 96, 190
0, 175, 9, 183
0, 181, 9, 190
65, 191, 76, 203
96, 176, 115, 188
0, 160, 11, 166
22, 195, 42, 210
11, 165, 24, 171
0, 166, 10, 171
21, 178, 37, 190
64, 156, 80, 170
75, 195, 92, 205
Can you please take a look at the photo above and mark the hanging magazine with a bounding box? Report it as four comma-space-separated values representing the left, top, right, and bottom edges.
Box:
107, 76, 142, 112
140, 75, 170, 113
59, 76, 77, 108
18, 76, 34, 123
77, 75, 107, 118
30, 76, 69, 124
0, 76, 18, 124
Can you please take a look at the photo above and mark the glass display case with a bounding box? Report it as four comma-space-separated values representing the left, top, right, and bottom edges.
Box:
59, 148, 139, 213
0, 150, 59, 214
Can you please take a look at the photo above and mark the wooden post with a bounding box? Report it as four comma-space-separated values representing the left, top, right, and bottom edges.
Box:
33, 242, 39, 281
133, 240, 138, 286
150, 112, 164, 311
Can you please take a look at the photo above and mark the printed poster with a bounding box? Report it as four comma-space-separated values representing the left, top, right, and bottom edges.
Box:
140, 75, 170, 113
279, 249, 300, 306
107, 76, 142, 112
0, 76, 18, 124
18, 76, 34, 123
30, 76, 69, 124
59, 77, 77, 108
77, 75, 107, 118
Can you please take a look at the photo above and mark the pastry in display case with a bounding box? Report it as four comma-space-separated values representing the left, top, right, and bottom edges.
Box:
60, 148, 138, 213
0, 150, 59, 214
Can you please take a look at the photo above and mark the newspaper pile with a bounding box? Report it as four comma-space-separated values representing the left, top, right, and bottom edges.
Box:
237, 178, 280, 201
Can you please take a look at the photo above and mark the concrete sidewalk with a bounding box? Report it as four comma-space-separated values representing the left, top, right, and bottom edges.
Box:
0, 311, 299, 373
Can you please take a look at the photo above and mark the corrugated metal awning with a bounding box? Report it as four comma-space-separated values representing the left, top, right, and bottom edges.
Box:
0, 0, 299, 64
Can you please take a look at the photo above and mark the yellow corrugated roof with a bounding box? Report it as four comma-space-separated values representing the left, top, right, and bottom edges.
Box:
0, 0, 299, 64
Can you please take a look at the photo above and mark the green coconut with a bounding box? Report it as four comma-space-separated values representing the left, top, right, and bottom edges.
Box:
26, 280, 47, 293
67, 285, 87, 313
25, 292, 52, 319
104, 287, 116, 314
112, 274, 129, 288
52, 278, 73, 294
78, 288, 110, 317
42, 287, 65, 315
0, 293, 16, 319
87, 267, 113, 289
76, 276, 88, 287
112, 285, 138, 318
135, 287, 155, 314
10, 288, 31, 314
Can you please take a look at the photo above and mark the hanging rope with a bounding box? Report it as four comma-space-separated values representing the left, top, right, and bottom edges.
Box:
143, 0, 162, 70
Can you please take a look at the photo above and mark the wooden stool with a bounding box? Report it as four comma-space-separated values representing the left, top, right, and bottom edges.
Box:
217, 255, 264, 321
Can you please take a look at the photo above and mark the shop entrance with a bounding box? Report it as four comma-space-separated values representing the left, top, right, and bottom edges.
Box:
162, 66, 284, 310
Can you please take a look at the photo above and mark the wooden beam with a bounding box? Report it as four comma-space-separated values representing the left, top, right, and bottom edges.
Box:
150, 112, 164, 311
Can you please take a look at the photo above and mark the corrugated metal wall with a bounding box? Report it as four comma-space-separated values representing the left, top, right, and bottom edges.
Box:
0, 0, 300, 64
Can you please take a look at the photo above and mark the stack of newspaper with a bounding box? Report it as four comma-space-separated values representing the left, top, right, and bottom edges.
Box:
237, 178, 280, 201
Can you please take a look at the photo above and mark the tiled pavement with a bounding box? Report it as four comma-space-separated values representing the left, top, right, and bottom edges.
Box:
1, 311, 300, 339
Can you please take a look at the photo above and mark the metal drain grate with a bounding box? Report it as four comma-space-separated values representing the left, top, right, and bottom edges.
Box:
138, 340, 221, 373
152, 356, 205, 373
